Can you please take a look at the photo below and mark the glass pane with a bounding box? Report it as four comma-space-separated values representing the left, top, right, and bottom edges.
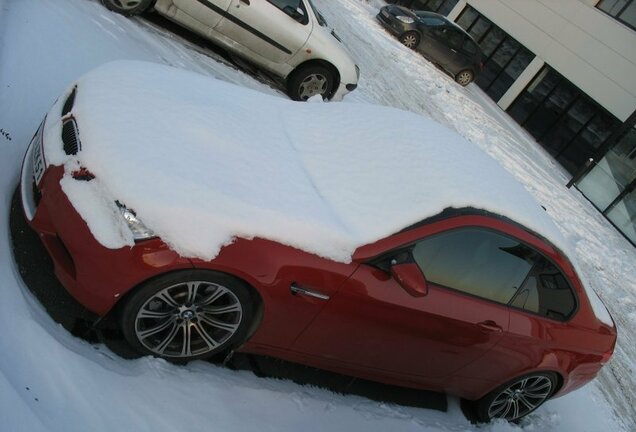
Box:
437, 0, 459, 15
504, 47, 534, 81
578, 127, 636, 209
491, 38, 519, 68
469, 16, 491, 42
535, 259, 577, 320
606, 188, 636, 244
579, 111, 618, 150
479, 27, 505, 57
456, 6, 479, 30
413, 229, 534, 304
619, 2, 636, 27
508, 92, 539, 124
598, 0, 628, 15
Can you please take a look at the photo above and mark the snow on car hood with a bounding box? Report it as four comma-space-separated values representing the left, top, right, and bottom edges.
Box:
46, 60, 567, 263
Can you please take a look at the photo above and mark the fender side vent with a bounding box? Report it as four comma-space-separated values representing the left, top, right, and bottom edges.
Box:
62, 119, 80, 155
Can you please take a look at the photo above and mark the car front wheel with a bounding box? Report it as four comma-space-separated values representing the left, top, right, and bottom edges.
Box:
287, 65, 335, 101
120, 270, 256, 362
101, 0, 154, 16
399, 31, 420, 49
472, 372, 557, 422
455, 69, 474, 86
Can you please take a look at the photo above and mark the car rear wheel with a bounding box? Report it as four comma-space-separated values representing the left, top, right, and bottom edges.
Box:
120, 270, 256, 362
287, 65, 335, 101
101, 0, 154, 16
455, 69, 474, 86
472, 372, 557, 422
399, 31, 420, 49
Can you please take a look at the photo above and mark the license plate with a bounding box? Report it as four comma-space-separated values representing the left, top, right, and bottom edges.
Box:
382, 10, 389, 18
31, 123, 45, 186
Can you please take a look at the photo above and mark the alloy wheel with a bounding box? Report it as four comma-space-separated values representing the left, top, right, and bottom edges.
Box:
401, 34, 418, 48
110, 0, 143, 10
134, 280, 243, 358
487, 375, 554, 421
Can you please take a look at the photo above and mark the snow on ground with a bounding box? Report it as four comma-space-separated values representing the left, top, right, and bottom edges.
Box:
0, 0, 633, 431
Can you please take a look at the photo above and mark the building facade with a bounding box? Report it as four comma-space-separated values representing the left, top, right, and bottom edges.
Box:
397, 0, 636, 245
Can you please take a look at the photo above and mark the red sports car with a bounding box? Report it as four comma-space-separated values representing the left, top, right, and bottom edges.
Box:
20, 61, 616, 423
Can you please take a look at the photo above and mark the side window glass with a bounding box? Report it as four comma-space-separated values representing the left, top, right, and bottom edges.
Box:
268, 0, 306, 23
510, 255, 576, 320
412, 229, 534, 304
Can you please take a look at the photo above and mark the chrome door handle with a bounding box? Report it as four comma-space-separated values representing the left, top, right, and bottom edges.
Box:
290, 284, 330, 300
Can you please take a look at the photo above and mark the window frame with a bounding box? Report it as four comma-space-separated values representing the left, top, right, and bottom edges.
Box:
596, 0, 636, 32
369, 225, 579, 322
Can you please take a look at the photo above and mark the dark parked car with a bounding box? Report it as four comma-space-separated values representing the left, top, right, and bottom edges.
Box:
377, 5, 483, 86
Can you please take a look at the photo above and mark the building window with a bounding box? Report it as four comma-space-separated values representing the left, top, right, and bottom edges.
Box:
577, 126, 636, 245
455, 5, 535, 101
597, 0, 636, 31
391, 0, 459, 16
507, 66, 621, 174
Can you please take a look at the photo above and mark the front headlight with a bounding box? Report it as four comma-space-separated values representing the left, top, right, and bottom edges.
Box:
116, 201, 155, 241
396, 15, 415, 24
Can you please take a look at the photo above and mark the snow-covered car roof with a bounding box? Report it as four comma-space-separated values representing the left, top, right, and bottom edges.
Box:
45, 60, 567, 263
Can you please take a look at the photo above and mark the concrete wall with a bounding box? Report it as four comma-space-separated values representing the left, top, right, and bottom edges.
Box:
459, 0, 636, 121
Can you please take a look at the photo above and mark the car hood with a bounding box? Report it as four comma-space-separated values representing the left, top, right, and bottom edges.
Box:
43, 60, 567, 263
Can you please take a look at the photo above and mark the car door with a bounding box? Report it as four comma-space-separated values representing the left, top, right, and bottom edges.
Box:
173, 0, 232, 28
291, 227, 536, 380
421, 26, 465, 70
214, 0, 313, 64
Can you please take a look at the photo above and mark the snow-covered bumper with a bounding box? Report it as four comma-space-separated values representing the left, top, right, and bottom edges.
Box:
19, 117, 193, 316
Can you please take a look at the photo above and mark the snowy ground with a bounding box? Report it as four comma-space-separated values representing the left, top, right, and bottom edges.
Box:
0, 0, 634, 431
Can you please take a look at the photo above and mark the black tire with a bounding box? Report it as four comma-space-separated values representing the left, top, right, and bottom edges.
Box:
468, 372, 558, 423
120, 270, 256, 362
101, 0, 154, 16
399, 31, 420, 49
286, 65, 335, 101
455, 69, 474, 86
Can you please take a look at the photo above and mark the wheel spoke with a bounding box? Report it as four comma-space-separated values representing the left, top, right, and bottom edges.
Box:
180, 323, 192, 357
185, 281, 200, 305
138, 309, 174, 319
199, 312, 239, 332
199, 286, 226, 306
203, 303, 241, 314
137, 318, 175, 339
156, 290, 181, 308
192, 321, 220, 349
517, 394, 535, 410
156, 322, 181, 354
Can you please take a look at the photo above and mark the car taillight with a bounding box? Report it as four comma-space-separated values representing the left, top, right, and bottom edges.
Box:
71, 167, 95, 181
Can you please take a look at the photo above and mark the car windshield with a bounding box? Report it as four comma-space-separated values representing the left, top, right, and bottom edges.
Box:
307, 0, 328, 26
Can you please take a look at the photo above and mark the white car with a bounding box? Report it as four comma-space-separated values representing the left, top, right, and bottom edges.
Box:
102, 0, 360, 101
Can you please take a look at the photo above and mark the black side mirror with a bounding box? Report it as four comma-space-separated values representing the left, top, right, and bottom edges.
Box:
391, 262, 428, 297
283, 5, 304, 22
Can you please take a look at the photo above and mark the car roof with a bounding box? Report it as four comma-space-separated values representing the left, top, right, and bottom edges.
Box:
54, 60, 566, 263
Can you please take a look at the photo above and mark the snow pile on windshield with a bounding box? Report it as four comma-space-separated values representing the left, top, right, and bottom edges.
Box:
47, 60, 566, 262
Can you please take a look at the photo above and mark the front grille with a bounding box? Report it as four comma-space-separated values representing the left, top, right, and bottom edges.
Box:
62, 119, 80, 155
